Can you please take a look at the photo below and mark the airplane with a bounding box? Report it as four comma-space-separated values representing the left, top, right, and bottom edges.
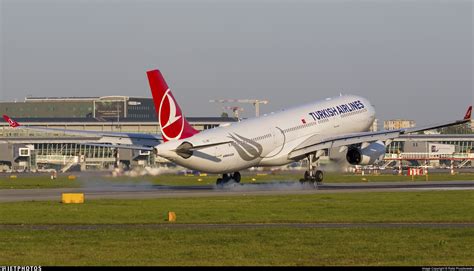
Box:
3, 69, 472, 187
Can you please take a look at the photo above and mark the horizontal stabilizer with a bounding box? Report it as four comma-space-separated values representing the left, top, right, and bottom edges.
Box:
175, 141, 232, 152
172, 140, 232, 159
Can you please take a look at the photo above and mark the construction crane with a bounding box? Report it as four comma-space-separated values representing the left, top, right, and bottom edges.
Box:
210, 99, 269, 117
222, 106, 244, 118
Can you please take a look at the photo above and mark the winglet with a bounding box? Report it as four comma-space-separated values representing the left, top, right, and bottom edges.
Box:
464, 106, 472, 120
2, 115, 20, 128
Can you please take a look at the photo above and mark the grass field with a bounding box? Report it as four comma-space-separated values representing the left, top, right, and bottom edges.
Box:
1, 172, 473, 189
1, 227, 472, 266
1, 184, 473, 265
1, 191, 473, 224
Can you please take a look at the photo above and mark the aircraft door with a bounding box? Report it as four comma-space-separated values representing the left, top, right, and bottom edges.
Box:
266, 127, 285, 157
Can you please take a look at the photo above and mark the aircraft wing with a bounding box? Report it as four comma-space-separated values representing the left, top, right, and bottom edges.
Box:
288, 106, 472, 160
79, 143, 155, 151
2, 115, 162, 149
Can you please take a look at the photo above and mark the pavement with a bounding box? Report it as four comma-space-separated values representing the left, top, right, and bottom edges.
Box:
0, 180, 473, 202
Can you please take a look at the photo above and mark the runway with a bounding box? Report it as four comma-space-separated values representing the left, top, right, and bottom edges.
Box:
0, 180, 473, 202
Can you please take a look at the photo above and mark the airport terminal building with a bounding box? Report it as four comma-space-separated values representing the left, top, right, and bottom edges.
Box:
0, 96, 473, 172
0, 96, 237, 172
1, 96, 156, 121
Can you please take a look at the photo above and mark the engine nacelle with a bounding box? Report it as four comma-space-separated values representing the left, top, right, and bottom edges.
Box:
346, 141, 386, 165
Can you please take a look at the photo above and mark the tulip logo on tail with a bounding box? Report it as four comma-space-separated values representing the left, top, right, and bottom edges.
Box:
147, 69, 198, 142
159, 89, 184, 141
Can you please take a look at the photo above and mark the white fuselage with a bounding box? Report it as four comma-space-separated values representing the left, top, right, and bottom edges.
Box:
155, 95, 375, 173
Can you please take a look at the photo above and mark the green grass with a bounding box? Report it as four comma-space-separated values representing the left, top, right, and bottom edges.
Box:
1, 191, 473, 224
1, 172, 473, 189
0, 175, 81, 189
1, 190, 473, 266
1, 227, 473, 266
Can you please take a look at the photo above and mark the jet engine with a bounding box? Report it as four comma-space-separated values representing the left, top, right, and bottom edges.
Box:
346, 141, 386, 165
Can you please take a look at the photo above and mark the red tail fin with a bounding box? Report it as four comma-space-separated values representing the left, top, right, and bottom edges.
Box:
2, 115, 20, 128
147, 70, 199, 142
464, 106, 472, 120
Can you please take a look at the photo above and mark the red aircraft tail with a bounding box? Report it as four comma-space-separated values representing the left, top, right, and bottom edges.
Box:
464, 106, 472, 120
146, 70, 199, 142
2, 115, 20, 128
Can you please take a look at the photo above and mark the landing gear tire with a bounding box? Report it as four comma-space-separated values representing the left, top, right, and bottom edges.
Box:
233, 172, 241, 183
216, 175, 228, 187
216, 172, 241, 187
314, 170, 323, 183
300, 170, 323, 188
300, 171, 310, 185
300, 153, 324, 188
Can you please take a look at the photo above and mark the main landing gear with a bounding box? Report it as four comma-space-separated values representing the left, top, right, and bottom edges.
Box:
300, 154, 323, 188
216, 172, 241, 187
